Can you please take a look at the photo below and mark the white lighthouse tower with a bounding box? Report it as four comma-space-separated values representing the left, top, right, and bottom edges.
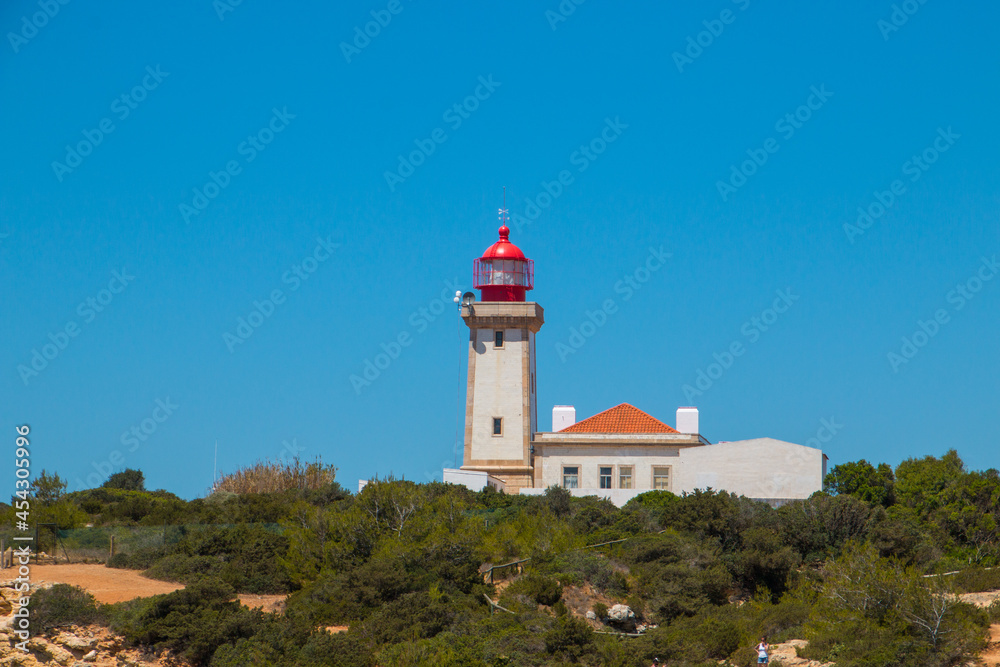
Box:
459, 207, 543, 492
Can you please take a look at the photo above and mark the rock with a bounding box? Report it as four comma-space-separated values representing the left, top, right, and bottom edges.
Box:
47, 643, 76, 665
60, 632, 97, 651
607, 604, 634, 621
585, 610, 597, 620
82, 649, 98, 662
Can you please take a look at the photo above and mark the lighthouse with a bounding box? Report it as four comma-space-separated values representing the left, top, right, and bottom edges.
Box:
460, 210, 543, 492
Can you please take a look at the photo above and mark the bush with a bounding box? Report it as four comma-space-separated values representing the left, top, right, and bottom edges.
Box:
114, 524, 294, 594
592, 602, 608, 619
103, 468, 146, 491
951, 566, 1000, 593
144, 553, 222, 582
508, 574, 562, 606
215, 457, 337, 494
544, 615, 592, 658
108, 577, 261, 666
31, 584, 107, 632
107, 545, 168, 570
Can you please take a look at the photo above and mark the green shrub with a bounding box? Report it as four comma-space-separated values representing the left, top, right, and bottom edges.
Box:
289, 555, 415, 623
31, 584, 107, 632
294, 631, 373, 667
144, 553, 222, 582
110, 524, 293, 594
107, 545, 168, 570
544, 615, 592, 658
108, 577, 261, 666
358, 590, 461, 646
951, 566, 1000, 593
987, 600, 1000, 623
545, 550, 629, 597
592, 602, 608, 619
103, 468, 146, 491
507, 574, 562, 606
552, 600, 569, 617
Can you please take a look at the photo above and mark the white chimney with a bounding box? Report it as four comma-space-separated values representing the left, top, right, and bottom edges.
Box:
552, 405, 576, 432
676, 407, 699, 435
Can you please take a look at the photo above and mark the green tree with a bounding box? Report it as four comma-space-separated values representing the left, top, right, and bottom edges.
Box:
805, 542, 989, 666
895, 450, 964, 516
104, 468, 146, 492
825, 459, 895, 507
33, 469, 67, 505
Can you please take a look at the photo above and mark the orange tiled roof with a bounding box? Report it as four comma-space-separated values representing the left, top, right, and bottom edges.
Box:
559, 403, 679, 434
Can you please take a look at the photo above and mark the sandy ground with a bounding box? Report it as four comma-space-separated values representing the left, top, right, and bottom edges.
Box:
238, 593, 287, 613
960, 589, 1000, 607
957, 590, 1000, 667
1, 563, 289, 612
982, 624, 1000, 667
2, 563, 183, 603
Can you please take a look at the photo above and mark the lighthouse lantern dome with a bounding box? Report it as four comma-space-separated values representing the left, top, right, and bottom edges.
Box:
474, 224, 534, 302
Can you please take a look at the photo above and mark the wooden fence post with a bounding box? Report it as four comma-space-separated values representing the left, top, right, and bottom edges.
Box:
109, 535, 115, 559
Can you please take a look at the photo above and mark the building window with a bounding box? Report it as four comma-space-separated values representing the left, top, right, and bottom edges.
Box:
599, 466, 613, 489
492, 418, 502, 435
494, 330, 504, 348
619, 466, 633, 489
653, 466, 671, 491
563, 466, 579, 489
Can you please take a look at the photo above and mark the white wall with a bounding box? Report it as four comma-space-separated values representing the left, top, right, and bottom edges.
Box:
673, 438, 823, 500
444, 468, 505, 492
552, 406, 576, 431
525, 438, 823, 506
537, 445, 681, 492
469, 327, 526, 462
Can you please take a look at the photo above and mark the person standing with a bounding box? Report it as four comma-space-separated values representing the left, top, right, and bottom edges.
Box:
757, 637, 770, 664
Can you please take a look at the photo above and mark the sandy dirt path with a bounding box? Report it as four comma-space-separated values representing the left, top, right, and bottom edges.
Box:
981, 623, 1000, 667
2, 563, 290, 612
2, 563, 183, 603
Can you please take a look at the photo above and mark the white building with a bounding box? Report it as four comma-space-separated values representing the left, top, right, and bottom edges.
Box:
447, 219, 825, 506
520, 404, 825, 506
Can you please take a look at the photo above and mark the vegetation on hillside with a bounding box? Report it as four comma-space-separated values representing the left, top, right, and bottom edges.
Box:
7, 451, 1000, 666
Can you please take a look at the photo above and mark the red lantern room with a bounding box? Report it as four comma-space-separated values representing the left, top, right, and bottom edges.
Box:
474, 222, 534, 302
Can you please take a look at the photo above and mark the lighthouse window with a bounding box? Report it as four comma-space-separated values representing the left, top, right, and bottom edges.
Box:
492, 418, 503, 435
619, 466, 633, 489
653, 466, 671, 491
494, 330, 504, 348
563, 466, 579, 489
599, 466, 613, 489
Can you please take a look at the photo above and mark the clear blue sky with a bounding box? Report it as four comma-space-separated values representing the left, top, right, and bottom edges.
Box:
2, 1, 998, 500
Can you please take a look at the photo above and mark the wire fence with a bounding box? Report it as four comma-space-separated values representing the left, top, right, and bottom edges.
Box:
0, 524, 283, 566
